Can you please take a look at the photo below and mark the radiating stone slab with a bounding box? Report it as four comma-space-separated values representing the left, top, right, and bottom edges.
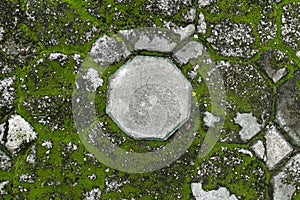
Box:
173, 41, 203, 64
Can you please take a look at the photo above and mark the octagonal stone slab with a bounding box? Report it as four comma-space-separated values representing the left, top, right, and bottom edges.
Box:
106, 56, 192, 140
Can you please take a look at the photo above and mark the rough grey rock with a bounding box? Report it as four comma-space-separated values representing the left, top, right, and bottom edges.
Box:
134, 29, 179, 52
272, 154, 300, 200
5, 115, 38, 154
265, 125, 293, 170
191, 182, 238, 200
276, 70, 300, 146
106, 56, 192, 140
197, 12, 207, 34
82, 68, 103, 92
255, 49, 290, 83
251, 140, 266, 161
234, 112, 261, 142
203, 111, 220, 128
164, 22, 195, 41
89, 35, 131, 66
173, 41, 203, 64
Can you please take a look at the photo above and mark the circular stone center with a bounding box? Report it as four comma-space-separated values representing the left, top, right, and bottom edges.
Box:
106, 56, 192, 140
127, 83, 181, 131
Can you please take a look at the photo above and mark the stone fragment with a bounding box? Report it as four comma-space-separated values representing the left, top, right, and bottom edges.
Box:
89, 35, 131, 66
197, 12, 207, 34
276, 70, 300, 146
272, 154, 300, 200
5, 115, 38, 154
255, 49, 290, 83
191, 182, 238, 200
82, 68, 103, 92
234, 112, 261, 142
134, 29, 178, 52
164, 22, 195, 41
265, 125, 293, 170
203, 111, 220, 128
251, 140, 266, 161
173, 41, 203, 64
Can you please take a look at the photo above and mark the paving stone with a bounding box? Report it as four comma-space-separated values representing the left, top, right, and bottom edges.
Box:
173, 41, 203, 64
265, 125, 293, 170
276, 70, 300, 146
272, 154, 300, 200
89, 35, 131, 66
234, 112, 261, 142
106, 56, 192, 140
251, 140, 266, 161
255, 49, 291, 83
203, 111, 220, 128
5, 115, 38, 154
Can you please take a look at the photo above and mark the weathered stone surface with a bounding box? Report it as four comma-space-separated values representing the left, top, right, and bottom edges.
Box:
251, 140, 266, 161
0, 76, 15, 111
106, 56, 192, 140
281, 2, 300, 50
265, 125, 293, 170
272, 154, 300, 200
89, 35, 131, 66
197, 12, 207, 34
134, 29, 179, 52
203, 111, 220, 128
207, 19, 257, 58
255, 49, 290, 83
191, 182, 238, 200
173, 41, 203, 64
276, 70, 300, 146
234, 112, 261, 142
5, 115, 38, 154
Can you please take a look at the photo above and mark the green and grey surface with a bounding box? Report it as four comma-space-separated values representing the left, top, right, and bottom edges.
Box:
0, 0, 300, 199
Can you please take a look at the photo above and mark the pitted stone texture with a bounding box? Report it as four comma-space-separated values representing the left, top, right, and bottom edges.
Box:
173, 41, 203, 64
134, 29, 179, 52
265, 125, 293, 170
234, 112, 261, 142
281, 3, 300, 50
207, 19, 257, 58
251, 140, 266, 161
276, 70, 300, 146
255, 49, 291, 83
272, 154, 300, 200
89, 35, 131, 66
106, 56, 192, 140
